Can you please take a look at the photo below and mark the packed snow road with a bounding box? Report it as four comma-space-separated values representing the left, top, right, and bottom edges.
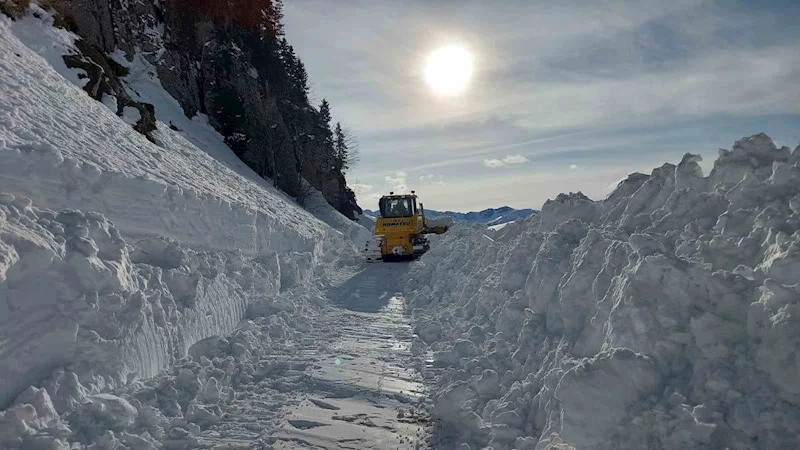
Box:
198, 264, 431, 450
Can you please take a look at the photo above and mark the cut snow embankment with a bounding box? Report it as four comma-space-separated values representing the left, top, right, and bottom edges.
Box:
0, 11, 363, 417
404, 134, 800, 450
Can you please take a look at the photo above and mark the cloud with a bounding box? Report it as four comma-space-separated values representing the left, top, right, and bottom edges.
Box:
419, 173, 447, 186
502, 154, 529, 164
350, 183, 374, 195
570, 164, 580, 170
384, 171, 408, 193
291, 1, 800, 137
282, 0, 729, 134
350, 182, 383, 207
286, 1, 800, 212
483, 159, 505, 168
484, 154, 529, 168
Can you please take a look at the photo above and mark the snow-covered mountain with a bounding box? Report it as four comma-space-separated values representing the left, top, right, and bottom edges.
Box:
364, 205, 536, 225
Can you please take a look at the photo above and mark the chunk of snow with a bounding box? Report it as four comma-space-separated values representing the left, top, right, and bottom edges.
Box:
122, 106, 141, 125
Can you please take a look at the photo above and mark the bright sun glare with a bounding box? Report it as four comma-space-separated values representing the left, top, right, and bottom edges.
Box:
424, 45, 473, 96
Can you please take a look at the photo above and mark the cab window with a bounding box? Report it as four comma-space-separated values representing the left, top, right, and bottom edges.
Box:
380, 198, 414, 218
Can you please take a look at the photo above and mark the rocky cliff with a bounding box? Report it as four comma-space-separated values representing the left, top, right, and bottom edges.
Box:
2, 0, 361, 218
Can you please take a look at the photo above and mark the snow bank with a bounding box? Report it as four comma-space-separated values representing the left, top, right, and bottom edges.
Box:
296, 185, 372, 246
404, 134, 800, 449
0, 270, 318, 449
426, 216, 454, 229
0, 192, 308, 407
0, 12, 363, 414
355, 213, 376, 232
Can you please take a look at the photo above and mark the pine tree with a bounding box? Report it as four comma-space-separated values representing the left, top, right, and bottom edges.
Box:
277, 38, 297, 98
319, 99, 331, 126
334, 122, 348, 171
274, 39, 309, 104
292, 59, 309, 103
317, 99, 335, 170
261, 0, 284, 37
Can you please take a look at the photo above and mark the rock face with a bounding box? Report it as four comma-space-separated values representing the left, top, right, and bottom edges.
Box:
62, 38, 157, 138
404, 134, 800, 450
25, 0, 361, 218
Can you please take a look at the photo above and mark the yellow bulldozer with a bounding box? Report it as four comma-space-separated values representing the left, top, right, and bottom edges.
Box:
363, 191, 449, 262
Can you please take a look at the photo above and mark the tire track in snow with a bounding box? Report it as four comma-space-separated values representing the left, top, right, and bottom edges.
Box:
206, 264, 432, 449
272, 264, 430, 449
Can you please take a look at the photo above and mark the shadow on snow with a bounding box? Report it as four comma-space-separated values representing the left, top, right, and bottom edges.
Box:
332, 263, 412, 313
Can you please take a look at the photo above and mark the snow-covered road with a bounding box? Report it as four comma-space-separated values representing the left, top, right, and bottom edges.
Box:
197, 264, 431, 450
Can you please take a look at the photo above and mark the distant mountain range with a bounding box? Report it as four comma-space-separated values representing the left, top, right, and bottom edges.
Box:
363, 206, 536, 226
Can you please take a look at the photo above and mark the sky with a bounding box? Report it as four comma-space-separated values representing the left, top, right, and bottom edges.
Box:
283, 0, 800, 212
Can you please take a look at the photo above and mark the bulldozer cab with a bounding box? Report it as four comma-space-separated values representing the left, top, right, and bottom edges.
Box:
379, 195, 416, 218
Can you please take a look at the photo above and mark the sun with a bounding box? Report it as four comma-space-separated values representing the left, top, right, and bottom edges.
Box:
424, 45, 473, 96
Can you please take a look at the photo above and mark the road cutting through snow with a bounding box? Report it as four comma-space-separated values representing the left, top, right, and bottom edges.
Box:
192, 264, 431, 450
271, 264, 429, 449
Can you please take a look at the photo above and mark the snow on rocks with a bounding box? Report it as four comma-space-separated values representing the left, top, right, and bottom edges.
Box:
405, 134, 800, 449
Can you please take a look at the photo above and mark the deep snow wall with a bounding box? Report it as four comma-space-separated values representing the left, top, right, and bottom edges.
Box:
0, 197, 282, 408
404, 134, 800, 450
0, 15, 362, 409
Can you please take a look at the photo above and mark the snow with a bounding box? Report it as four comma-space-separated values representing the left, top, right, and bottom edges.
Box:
0, 1, 350, 413
487, 215, 504, 225
0, 193, 423, 448
0, 11, 426, 450
121, 106, 141, 125
100, 93, 117, 112
355, 212, 376, 232
7, 5, 88, 88
403, 134, 800, 449
298, 183, 372, 245
1, 12, 365, 255
109, 49, 249, 173
488, 221, 513, 231
4, 5, 800, 450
